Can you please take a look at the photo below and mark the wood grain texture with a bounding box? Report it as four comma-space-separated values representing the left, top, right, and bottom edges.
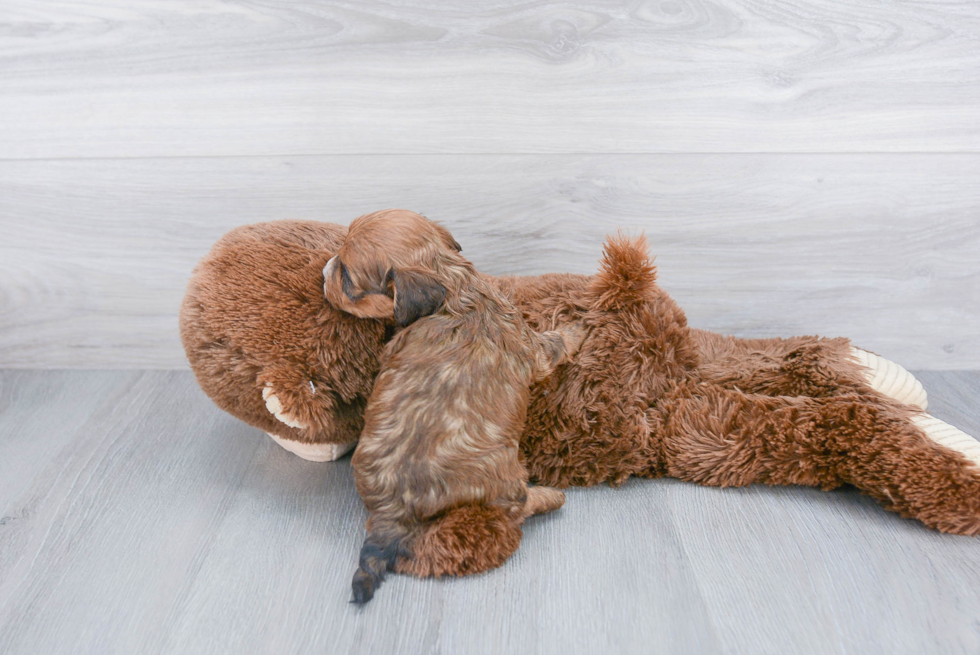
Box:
1, 0, 979, 158
1, 154, 978, 369
1, 370, 980, 654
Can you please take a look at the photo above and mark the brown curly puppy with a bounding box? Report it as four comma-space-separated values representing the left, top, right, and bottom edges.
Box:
322, 210, 583, 603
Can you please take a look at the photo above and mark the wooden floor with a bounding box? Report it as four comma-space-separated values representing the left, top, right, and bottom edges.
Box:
1, 370, 979, 654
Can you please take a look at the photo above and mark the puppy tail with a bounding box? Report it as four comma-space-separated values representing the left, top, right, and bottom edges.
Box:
351, 531, 408, 605
588, 232, 658, 311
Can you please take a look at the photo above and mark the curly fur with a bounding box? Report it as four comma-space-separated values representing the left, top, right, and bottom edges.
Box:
326, 211, 577, 603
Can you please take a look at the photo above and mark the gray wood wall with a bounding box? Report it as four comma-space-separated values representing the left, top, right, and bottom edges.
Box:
1, 0, 978, 369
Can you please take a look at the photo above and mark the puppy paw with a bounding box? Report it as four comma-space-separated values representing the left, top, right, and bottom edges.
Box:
265, 433, 357, 462
561, 322, 588, 357
262, 384, 307, 430
524, 486, 566, 517
850, 347, 928, 410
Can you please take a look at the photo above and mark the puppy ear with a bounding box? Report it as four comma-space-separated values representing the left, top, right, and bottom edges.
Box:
431, 221, 462, 252
392, 268, 446, 327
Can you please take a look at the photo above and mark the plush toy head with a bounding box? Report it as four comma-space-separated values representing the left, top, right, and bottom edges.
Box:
179, 220, 390, 451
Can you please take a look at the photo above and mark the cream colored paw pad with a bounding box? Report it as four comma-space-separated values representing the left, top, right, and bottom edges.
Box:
266, 433, 356, 462
262, 384, 306, 429
850, 347, 928, 411
913, 414, 980, 468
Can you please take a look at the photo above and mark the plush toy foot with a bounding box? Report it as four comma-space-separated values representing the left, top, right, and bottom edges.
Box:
265, 433, 356, 462
262, 384, 306, 429
850, 347, 928, 410
912, 414, 980, 468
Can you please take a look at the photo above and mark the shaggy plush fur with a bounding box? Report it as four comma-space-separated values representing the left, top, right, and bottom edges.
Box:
180, 222, 388, 447
180, 217, 980, 538
320, 211, 578, 602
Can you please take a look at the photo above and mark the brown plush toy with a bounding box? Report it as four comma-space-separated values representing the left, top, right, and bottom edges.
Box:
180, 212, 980, 557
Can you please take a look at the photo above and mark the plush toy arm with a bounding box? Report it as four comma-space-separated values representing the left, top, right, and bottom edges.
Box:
256, 364, 363, 460
692, 331, 929, 410
256, 385, 353, 461
262, 383, 311, 430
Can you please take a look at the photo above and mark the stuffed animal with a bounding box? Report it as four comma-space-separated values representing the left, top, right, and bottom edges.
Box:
180, 215, 980, 537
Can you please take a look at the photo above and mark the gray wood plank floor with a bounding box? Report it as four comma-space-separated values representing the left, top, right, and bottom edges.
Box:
2, 154, 978, 369
1, 370, 979, 654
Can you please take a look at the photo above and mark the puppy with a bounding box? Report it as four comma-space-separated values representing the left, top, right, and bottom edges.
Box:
323, 209, 584, 603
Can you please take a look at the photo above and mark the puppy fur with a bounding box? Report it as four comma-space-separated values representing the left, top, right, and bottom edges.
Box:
323, 210, 582, 603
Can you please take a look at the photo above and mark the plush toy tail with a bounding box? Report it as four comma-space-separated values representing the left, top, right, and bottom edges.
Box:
588, 232, 658, 311
351, 531, 409, 604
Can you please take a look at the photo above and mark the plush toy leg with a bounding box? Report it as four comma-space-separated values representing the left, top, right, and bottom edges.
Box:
265, 433, 356, 462
911, 414, 980, 467
843, 410, 980, 535
662, 385, 980, 535
850, 347, 928, 410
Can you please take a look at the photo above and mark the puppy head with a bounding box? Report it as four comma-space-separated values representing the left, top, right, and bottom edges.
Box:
323, 209, 464, 327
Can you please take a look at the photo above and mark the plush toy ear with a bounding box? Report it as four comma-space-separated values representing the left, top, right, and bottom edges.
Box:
391, 268, 447, 327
